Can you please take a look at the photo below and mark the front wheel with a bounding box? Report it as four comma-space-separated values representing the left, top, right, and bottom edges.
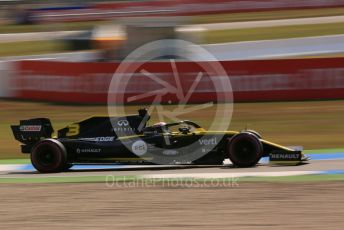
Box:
227, 133, 263, 167
31, 139, 68, 173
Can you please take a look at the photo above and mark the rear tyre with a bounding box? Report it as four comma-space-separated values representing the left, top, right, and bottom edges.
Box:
227, 133, 263, 167
31, 139, 67, 173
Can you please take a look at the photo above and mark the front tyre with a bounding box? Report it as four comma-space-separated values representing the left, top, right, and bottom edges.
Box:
227, 133, 263, 167
31, 139, 67, 173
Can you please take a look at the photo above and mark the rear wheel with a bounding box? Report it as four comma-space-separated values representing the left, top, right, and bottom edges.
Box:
227, 133, 263, 167
31, 139, 67, 173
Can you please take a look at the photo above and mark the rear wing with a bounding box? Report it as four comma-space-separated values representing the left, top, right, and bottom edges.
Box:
11, 118, 54, 144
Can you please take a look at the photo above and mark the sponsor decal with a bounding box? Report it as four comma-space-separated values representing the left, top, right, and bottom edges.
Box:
199, 137, 217, 145
112, 127, 136, 132
113, 119, 135, 132
162, 150, 179, 156
95, 137, 115, 142
76, 148, 101, 153
270, 151, 301, 161
201, 148, 214, 153
131, 140, 147, 156
80, 137, 115, 142
20, 125, 42, 132
270, 153, 299, 159
117, 120, 129, 126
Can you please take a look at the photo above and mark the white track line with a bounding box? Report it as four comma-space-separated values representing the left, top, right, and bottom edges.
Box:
0, 164, 24, 172
202, 34, 344, 60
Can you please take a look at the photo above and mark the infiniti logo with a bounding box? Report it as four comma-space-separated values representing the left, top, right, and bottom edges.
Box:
117, 120, 129, 126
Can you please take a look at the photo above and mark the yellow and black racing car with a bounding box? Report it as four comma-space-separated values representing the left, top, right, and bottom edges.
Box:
11, 109, 308, 173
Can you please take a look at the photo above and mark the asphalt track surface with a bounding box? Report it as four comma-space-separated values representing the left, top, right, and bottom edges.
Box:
1, 159, 343, 179
1, 158, 343, 229
1, 181, 343, 230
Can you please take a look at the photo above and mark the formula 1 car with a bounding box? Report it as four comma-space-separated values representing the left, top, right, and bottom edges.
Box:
11, 109, 307, 173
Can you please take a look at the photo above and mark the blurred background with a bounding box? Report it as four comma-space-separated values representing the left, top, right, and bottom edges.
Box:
0, 0, 344, 159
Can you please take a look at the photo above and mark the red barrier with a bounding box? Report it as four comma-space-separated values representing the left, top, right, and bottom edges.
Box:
11, 58, 344, 103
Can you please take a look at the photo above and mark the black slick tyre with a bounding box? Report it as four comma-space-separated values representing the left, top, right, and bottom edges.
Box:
31, 139, 67, 173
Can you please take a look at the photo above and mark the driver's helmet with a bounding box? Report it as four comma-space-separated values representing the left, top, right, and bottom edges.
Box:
153, 122, 166, 127
151, 122, 168, 133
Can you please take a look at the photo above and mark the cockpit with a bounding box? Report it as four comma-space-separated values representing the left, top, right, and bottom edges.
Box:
142, 120, 204, 136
